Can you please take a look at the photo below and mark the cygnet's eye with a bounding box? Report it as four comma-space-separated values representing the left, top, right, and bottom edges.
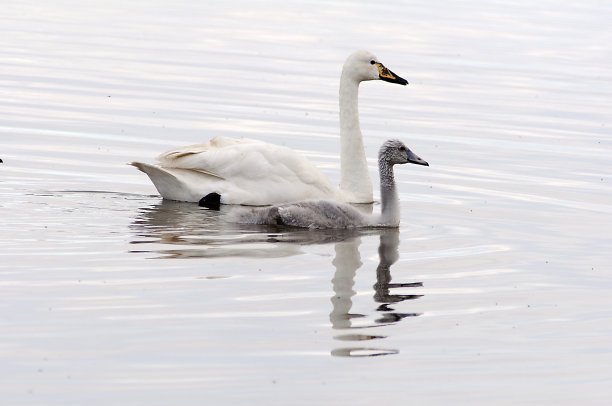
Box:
399, 146, 406, 152
370, 60, 376, 65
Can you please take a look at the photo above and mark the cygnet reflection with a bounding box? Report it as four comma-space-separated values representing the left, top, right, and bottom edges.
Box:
330, 229, 423, 357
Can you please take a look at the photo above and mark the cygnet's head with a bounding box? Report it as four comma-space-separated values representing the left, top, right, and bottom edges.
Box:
379, 139, 429, 166
343, 50, 408, 85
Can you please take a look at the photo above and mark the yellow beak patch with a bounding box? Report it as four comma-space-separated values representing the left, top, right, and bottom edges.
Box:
376, 63, 396, 80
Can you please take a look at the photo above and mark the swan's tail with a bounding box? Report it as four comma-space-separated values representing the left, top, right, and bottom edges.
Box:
131, 162, 208, 202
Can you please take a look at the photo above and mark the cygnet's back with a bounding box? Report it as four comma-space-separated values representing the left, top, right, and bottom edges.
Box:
225, 139, 428, 229
230, 200, 368, 229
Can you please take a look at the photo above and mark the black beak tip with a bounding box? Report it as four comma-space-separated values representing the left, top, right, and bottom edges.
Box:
379, 70, 409, 86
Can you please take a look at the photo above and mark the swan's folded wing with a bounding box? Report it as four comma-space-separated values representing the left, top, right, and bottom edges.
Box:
214, 142, 339, 191
159, 139, 339, 191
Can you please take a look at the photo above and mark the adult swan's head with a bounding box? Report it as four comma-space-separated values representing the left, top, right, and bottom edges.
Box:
342, 50, 408, 85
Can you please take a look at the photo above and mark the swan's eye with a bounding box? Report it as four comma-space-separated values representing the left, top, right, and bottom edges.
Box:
370, 60, 375, 65
399, 146, 406, 152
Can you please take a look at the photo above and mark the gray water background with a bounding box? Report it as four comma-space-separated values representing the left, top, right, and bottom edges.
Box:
1, 1, 611, 404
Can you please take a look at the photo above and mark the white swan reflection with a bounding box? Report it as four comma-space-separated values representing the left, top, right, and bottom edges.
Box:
130, 201, 423, 357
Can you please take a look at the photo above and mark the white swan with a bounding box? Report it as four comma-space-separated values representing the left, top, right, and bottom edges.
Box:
131, 50, 408, 205
227, 139, 429, 229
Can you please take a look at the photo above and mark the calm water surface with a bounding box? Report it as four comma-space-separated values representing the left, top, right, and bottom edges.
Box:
1, 1, 611, 405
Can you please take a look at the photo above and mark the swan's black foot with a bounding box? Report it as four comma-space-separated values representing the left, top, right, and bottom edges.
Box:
199, 192, 221, 210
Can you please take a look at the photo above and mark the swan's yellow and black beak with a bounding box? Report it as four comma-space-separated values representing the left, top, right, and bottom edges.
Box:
376, 62, 408, 85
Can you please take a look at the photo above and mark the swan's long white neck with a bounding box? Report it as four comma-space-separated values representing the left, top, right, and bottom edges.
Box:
339, 73, 373, 203
377, 160, 400, 227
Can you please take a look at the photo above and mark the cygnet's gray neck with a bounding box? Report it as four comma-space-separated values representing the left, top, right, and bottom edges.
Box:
378, 159, 400, 227
339, 74, 373, 203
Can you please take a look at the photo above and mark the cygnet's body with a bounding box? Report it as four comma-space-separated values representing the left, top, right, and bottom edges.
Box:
227, 140, 428, 229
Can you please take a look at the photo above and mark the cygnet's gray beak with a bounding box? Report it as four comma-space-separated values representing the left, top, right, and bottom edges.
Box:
407, 150, 428, 166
